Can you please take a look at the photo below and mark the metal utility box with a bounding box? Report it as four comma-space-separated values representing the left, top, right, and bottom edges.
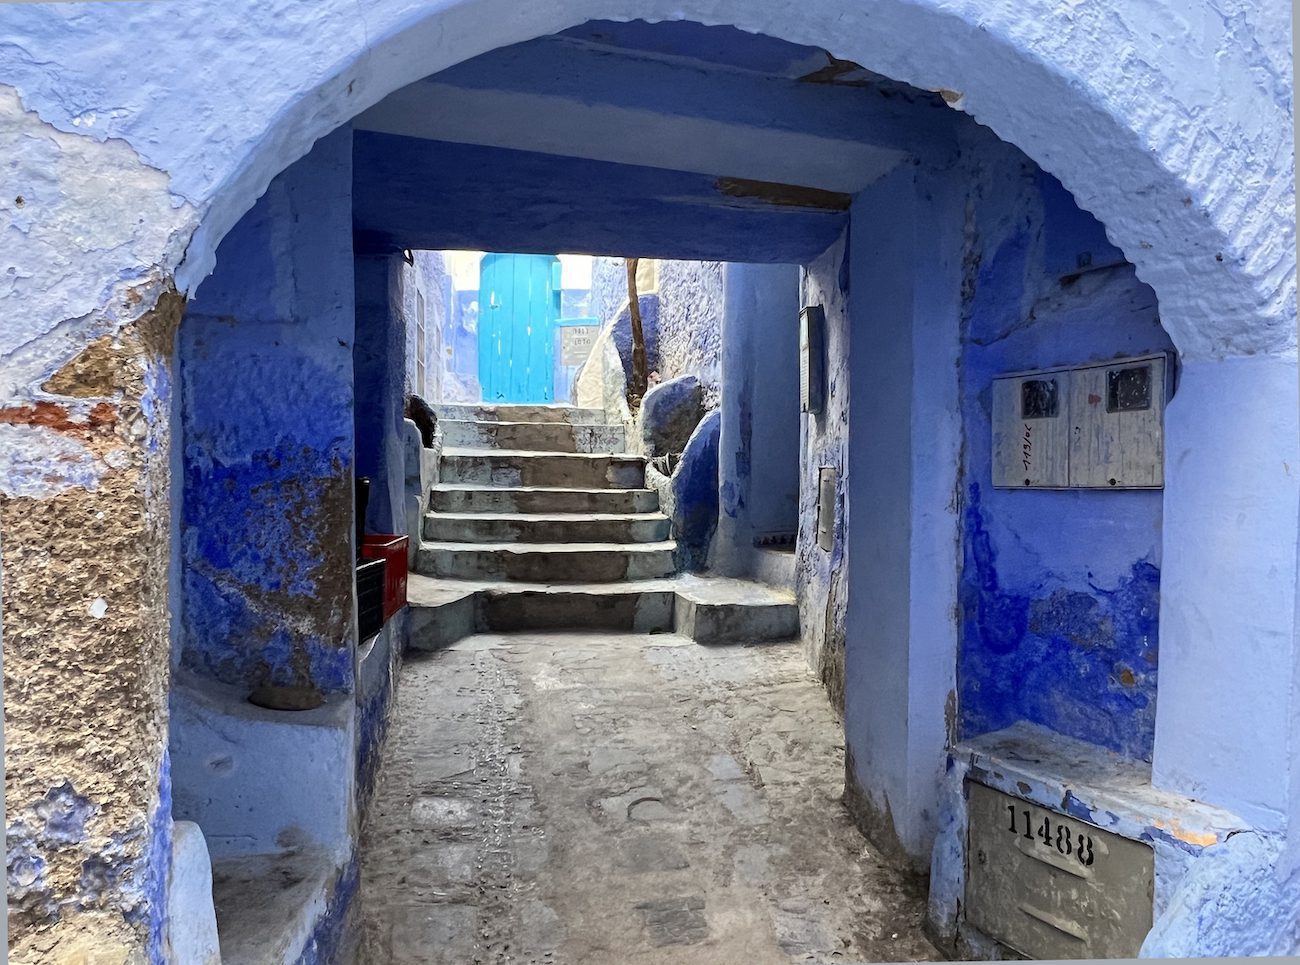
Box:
964, 781, 1154, 960
1068, 355, 1166, 488
992, 368, 1072, 488
816, 467, 836, 551
800, 305, 826, 415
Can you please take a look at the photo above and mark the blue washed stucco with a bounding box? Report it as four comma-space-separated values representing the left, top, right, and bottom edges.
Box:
671, 409, 721, 571
295, 852, 362, 965
956, 136, 1174, 761
180, 127, 357, 693
144, 752, 173, 964
959, 482, 1160, 756
352, 134, 848, 263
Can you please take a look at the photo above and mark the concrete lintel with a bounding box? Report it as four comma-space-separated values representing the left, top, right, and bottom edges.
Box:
354, 36, 956, 194
353, 134, 848, 263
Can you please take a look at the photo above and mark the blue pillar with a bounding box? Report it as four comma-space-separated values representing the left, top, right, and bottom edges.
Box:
178, 126, 357, 694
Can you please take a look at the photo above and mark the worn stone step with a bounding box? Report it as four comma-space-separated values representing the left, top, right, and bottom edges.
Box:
440, 448, 646, 489
672, 576, 800, 645
429, 484, 660, 515
408, 577, 674, 647
424, 511, 671, 544
406, 574, 800, 649
416, 541, 678, 582
439, 420, 626, 453
480, 585, 676, 633
433, 403, 606, 424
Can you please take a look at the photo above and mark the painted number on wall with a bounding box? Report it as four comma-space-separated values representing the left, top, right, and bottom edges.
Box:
1007, 804, 1096, 867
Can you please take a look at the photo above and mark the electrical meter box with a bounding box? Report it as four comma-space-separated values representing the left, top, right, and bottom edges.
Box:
965, 781, 1154, 959
992, 354, 1167, 489
1068, 356, 1166, 488
992, 368, 1072, 488
800, 305, 826, 415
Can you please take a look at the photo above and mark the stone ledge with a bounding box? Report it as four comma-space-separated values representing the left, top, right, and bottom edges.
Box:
957, 721, 1248, 853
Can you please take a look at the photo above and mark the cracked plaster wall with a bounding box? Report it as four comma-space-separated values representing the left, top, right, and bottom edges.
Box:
2, 293, 183, 963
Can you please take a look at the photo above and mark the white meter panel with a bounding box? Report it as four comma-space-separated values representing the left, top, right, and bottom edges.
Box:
992, 369, 1071, 488
1068, 355, 1165, 489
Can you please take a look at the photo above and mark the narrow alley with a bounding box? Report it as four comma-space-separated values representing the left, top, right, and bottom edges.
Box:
359, 632, 937, 964
4, 6, 1296, 963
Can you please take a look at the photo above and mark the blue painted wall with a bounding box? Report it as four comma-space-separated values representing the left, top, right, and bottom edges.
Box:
957, 136, 1173, 761
179, 127, 356, 693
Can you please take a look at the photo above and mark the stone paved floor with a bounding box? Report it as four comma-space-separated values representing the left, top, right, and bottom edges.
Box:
357, 632, 941, 964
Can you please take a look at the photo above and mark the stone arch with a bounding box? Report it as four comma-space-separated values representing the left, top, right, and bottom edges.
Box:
162, 0, 1289, 363
3, 0, 1290, 387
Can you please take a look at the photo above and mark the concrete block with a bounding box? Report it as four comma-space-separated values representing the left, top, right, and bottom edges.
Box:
424, 511, 671, 544
417, 541, 678, 582
440, 449, 646, 489
429, 484, 659, 515
439, 420, 626, 453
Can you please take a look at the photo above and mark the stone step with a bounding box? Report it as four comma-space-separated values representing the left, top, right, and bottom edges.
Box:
407, 574, 800, 649
416, 541, 678, 582
433, 403, 606, 424
440, 448, 646, 489
429, 484, 660, 515
480, 585, 675, 633
424, 511, 671, 544
439, 420, 626, 453
672, 577, 800, 645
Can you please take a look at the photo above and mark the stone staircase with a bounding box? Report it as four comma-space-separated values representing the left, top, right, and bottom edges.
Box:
410, 403, 799, 647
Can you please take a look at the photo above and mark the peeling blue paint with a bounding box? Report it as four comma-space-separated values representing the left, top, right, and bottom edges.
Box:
35, 782, 97, 845
956, 153, 1173, 763
179, 127, 356, 694
295, 852, 361, 965
959, 482, 1160, 758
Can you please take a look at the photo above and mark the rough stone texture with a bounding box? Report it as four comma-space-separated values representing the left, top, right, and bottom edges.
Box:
795, 233, 851, 708
358, 632, 939, 964
1142, 831, 1300, 957
589, 258, 725, 405
655, 260, 725, 405
2, 292, 182, 964
640, 374, 704, 457
0, 87, 193, 406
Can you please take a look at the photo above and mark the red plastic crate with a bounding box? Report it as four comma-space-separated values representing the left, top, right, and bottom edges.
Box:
361, 534, 409, 620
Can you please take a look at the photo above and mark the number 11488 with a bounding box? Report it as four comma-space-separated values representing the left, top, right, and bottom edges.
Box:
1007, 804, 1096, 867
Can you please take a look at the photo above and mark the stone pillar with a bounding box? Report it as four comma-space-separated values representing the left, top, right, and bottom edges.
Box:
354, 252, 410, 536
1153, 354, 1300, 838
176, 126, 357, 697
842, 165, 963, 868
2, 290, 183, 961
715, 263, 800, 576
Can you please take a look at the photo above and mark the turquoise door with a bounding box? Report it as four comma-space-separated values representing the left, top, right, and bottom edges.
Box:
478, 253, 561, 402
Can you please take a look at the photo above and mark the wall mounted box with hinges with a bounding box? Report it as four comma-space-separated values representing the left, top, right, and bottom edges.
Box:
992, 354, 1168, 489
800, 304, 826, 416
964, 781, 1155, 959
